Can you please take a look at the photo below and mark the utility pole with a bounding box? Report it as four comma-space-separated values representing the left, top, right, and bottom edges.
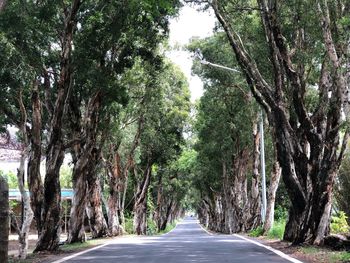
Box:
198, 55, 267, 222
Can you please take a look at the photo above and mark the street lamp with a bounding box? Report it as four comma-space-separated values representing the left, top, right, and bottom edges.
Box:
196, 53, 267, 222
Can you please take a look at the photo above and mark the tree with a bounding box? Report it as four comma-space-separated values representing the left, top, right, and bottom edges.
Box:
11, 93, 34, 259
66, 0, 182, 241
132, 60, 191, 235
191, 0, 350, 244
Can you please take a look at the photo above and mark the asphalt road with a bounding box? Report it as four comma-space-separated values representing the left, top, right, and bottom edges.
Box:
54, 217, 301, 263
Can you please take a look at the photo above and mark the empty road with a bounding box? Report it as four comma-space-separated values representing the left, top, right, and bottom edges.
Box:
53, 217, 302, 263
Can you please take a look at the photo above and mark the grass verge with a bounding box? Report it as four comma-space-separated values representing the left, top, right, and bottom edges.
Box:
299, 246, 350, 263
158, 220, 178, 235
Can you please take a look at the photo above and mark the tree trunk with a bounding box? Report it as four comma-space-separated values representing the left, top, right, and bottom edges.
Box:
107, 153, 123, 236
0, 0, 6, 12
86, 172, 108, 238
133, 164, 152, 235
248, 118, 261, 230
68, 92, 102, 243
28, 84, 44, 235
222, 161, 234, 234
120, 115, 144, 227
160, 200, 174, 231
16, 149, 34, 259
67, 169, 87, 243
232, 148, 250, 232
263, 158, 281, 234
0, 176, 9, 263
16, 88, 34, 259
154, 174, 163, 232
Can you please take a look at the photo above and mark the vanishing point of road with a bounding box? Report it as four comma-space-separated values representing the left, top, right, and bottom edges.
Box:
52, 217, 302, 263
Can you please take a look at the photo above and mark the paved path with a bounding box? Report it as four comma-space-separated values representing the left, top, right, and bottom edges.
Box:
53, 217, 301, 263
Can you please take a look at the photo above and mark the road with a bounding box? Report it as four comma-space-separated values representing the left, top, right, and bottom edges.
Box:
53, 217, 301, 263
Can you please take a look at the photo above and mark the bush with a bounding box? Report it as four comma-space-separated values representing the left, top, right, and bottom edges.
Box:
124, 217, 134, 234
146, 218, 157, 235
158, 221, 178, 234
274, 205, 288, 221
267, 220, 286, 239
331, 211, 350, 234
249, 226, 264, 237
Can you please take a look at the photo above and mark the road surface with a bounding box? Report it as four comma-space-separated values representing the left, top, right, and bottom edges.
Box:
54, 217, 301, 263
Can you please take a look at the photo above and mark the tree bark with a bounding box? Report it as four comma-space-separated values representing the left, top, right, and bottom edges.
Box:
67, 170, 87, 243
263, 158, 281, 234
27, 83, 44, 235
107, 152, 123, 236
17, 89, 34, 259
248, 118, 262, 230
133, 163, 152, 235
0, 0, 6, 12
86, 172, 108, 238
0, 176, 9, 263
68, 92, 103, 243
16, 150, 34, 259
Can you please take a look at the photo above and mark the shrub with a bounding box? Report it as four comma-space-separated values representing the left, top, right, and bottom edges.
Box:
274, 205, 288, 221
147, 217, 157, 235
330, 211, 350, 234
124, 217, 134, 234
249, 226, 264, 237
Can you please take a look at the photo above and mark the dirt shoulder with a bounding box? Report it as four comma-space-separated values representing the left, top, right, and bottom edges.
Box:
245, 235, 350, 263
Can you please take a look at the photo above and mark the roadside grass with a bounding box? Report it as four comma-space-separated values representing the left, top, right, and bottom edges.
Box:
266, 220, 285, 239
249, 226, 264, 237
249, 220, 285, 239
300, 246, 350, 263
158, 221, 178, 235
331, 251, 350, 262
60, 237, 110, 252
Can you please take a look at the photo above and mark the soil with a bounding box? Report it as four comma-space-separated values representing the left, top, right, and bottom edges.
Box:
251, 236, 349, 263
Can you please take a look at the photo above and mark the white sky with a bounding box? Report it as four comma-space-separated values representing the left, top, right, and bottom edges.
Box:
167, 5, 216, 102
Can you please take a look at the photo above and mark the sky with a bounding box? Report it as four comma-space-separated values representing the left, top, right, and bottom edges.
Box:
167, 4, 216, 102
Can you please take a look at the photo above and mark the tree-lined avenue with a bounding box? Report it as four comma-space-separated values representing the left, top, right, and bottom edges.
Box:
53, 217, 299, 263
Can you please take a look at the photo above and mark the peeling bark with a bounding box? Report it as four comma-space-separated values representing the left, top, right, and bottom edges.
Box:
27, 82, 44, 235
68, 92, 103, 243
17, 89, 35, 259
133, 163, 152, 235
86, 172, 108, 238
107, 152, 123, 236
263, 157, 281, 234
